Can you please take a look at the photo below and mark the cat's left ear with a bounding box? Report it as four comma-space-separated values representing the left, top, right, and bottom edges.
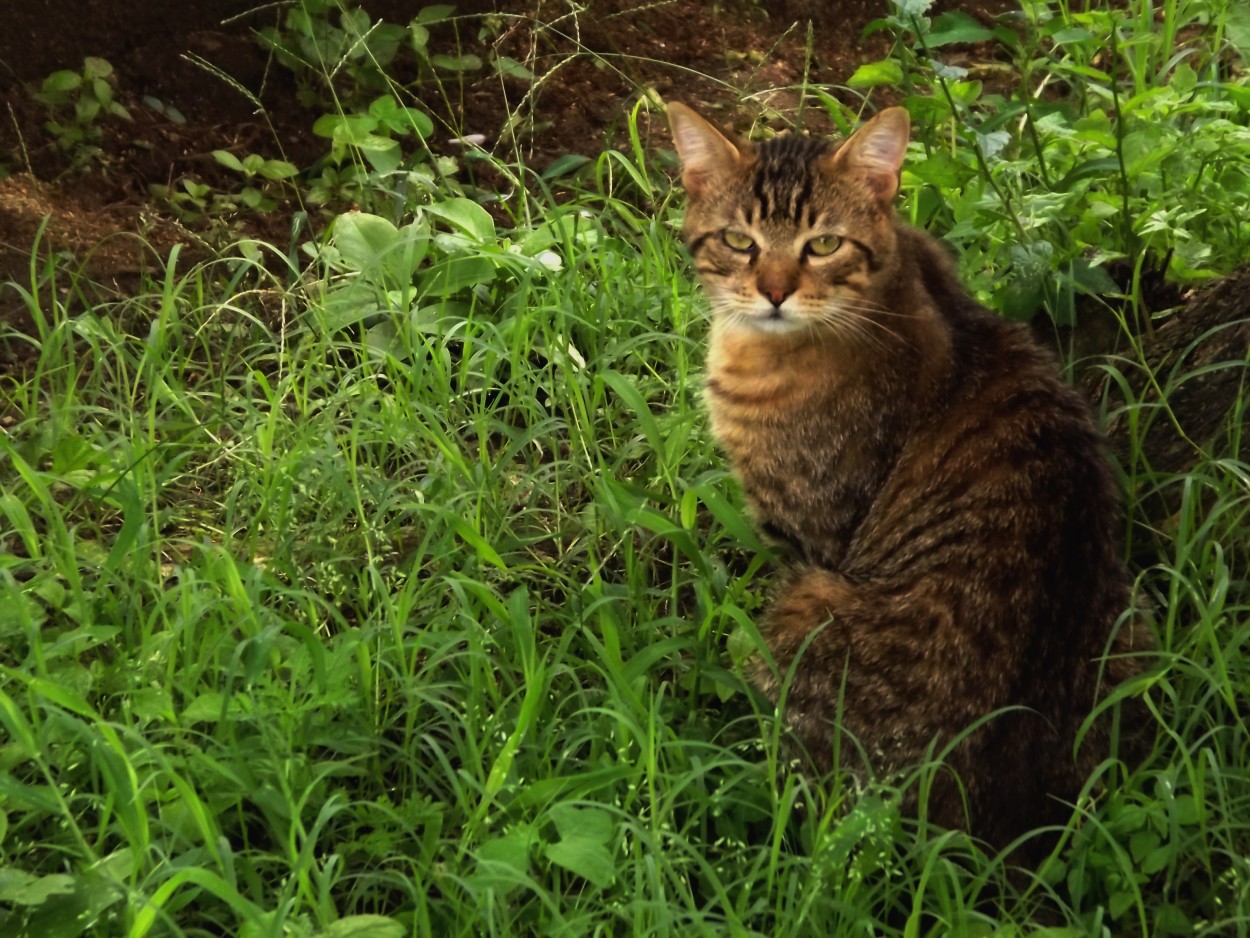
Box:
667, 102, 744, 199
829, 107, 911, 205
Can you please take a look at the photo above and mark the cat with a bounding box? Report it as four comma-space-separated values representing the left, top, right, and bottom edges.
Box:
667, 102, 1151, 853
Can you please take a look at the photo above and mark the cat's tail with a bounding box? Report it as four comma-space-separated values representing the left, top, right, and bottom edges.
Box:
745, 566, 858, 771
747, 564, 988, 792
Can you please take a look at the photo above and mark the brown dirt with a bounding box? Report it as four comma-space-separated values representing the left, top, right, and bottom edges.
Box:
0, 0, 1014, 371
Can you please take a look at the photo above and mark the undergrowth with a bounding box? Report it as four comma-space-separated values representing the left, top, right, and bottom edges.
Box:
1, 0, 1248, 935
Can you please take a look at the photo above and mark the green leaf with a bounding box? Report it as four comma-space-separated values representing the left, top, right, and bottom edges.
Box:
471, 828, 533, 896
493, 55, 534, 81
694, 483, 765, 551
0, 493, 41, 559
0, 776, 61, 815
992, 24, 1021, 50
906, 149, 975, 188
102, 477, 144, 574
542, 806, 618, 890
364, 320, 402, 357
548, 803, 615, 843
1048, 25, 1094, 44
321, 286, 382, 332
363, 23, 407, 65
1171, 793, 1201, 826
1226, 0, 1250, 60
259, 159, 299, 181
385, 220, 432, 282
726, 624, 757, 667
925, 12, 994, 47
91, 78, 113, 106
1128, 828, 1160, 862
312, 112, 378, 141
351, 132, 401, 153
1067, 259, 1120, 297
416, 4, 456, 24
1170, 63, 1197, 97
544, 837, 615, 888
442, 510, 507, 569
76, 98, 101, 123
420, 257, 497, 297
1141, 845, 1171, 874
361, 140, 402, 175
213, 149, 245, 172
334, 212, 400, 273
0, 869, 120, 936
847, 59, 904, 88
1108, 890, 1135, 919
1155, 904, 1192, 936
181, 692, 246, 724
42, 70, 82, 94
1054, 157, 1120, 192
83, 57, 113, 80
894, 0, 934, 17
0, 869, 76, 906
28, 676, 95, 717
542, 153, 592, 180
335, 216, 431, 286
367, 97, 434, 137
976, 130, 1011, 159
431, 53, 482, 72
321, 915, 405, 938
1058, 62, 1113, 83
997, 240, 1054, 320
424, 198, 496, 241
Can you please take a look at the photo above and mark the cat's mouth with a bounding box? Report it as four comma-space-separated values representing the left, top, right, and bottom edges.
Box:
741, 308, 805, 334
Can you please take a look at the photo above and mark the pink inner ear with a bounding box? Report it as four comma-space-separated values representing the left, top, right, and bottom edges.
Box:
668, 103, 742, 197
682, 168, 714, 198
832, 111, 909, 205
864, 170, 900, 203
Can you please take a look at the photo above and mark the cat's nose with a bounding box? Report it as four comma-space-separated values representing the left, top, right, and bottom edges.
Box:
759, 285, 794, 307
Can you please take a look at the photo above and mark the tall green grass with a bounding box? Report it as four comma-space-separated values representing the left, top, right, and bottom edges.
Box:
2, 0, 1249, 935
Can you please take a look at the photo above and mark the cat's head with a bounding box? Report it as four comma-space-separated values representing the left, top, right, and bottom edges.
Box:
668, 103, 910, 338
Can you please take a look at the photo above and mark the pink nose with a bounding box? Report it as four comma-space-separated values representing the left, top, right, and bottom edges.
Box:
760, 285, 793, 307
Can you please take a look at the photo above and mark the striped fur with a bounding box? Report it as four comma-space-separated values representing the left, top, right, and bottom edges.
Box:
668, 103, 1151, 854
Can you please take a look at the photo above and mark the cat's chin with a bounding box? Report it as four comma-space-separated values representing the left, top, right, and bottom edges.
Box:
722, 312, 809, 336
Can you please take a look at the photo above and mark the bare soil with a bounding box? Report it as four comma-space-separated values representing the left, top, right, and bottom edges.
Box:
3, 1, 1246, 530
0, 0, 1009, 370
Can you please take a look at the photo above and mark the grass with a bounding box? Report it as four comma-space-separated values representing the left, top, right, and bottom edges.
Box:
2, 0, 1250, 935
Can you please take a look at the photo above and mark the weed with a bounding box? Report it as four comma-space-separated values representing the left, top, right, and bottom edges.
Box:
845, 0, 1250, 329
32, 57, 132, 168
2, 1, 1248, 935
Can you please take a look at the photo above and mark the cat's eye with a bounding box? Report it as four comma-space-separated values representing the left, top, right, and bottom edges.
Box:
805, 235, 842, 256
722, 230, 756, 252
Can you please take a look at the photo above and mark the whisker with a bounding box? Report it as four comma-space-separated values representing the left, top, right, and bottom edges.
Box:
816, 306, 916, 354
818, 311, 891, 353
824, 307, 900, 339
832, 300, 916, 320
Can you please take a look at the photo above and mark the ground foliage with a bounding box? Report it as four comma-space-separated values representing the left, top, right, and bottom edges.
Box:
1, 0, 1249, 935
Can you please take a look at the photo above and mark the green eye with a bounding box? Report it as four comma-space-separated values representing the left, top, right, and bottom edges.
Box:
805, 235, 842, 256
722, 230, 756, 252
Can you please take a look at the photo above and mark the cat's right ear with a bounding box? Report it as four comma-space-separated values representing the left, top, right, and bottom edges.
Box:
830, 107, 911, 206
667, 102, 743, 199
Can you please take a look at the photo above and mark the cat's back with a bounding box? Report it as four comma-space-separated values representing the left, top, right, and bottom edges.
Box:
846, 243, 1131, 678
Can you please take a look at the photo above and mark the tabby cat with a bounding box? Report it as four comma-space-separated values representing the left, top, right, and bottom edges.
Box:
667, 102, 1150, 851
